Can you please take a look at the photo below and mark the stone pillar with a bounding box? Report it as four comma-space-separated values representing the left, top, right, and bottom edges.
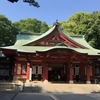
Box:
69, 66, 73, 84
86, 66, 91, 84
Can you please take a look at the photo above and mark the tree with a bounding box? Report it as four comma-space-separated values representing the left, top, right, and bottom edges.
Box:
0, 15, 18, 46
89, 11, 100, 49
8, 0, 40, 7
13, 18, 49, 33
61, 12, 91, 35
40, 22, 49, 33
60, 12, 100, 49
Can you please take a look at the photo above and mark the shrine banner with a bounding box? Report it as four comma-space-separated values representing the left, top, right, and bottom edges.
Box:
38, 66, 42, 74
32, 66, 36, 74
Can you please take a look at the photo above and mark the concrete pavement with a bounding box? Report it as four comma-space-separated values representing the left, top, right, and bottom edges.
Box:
0, 92, 16, 100
0, 92, 100, 100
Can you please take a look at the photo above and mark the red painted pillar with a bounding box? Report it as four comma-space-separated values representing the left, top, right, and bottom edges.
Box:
66, 65, 69, 82
80, 63, 85, 82
42, 62, 48, 82
69, 66, 73, 84
14, 63, 17, 76
92, 60, 95, 79
86, 66, 91, 84
26, 63, 30, 81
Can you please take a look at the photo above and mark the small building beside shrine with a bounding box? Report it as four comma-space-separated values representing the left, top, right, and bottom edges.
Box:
0, 22, 100, 84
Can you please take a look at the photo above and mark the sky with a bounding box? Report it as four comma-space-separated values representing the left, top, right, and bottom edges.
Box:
0, 0, 100, 26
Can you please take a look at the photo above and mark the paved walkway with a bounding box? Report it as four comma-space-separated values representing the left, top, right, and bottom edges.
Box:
0, 82, 100, 100
23, 81, 100, 94
0, 92, 16, 100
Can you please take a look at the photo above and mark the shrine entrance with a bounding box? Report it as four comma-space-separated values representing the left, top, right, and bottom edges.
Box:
73, 66, 80, 82
31, 64, 42, 81
48, 64, 67, 82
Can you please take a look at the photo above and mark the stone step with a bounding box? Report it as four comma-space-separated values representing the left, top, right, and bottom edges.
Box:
0, 82, 100, 93
0, 83, 15, 91
23, 82, 100, 93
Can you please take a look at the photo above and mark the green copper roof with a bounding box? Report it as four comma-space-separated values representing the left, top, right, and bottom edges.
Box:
0, 46, 17, 50
1, 24, 100, 56
57, 27, 88, 49
14, 33, 41, 47
21, 25, 89, 49
18, 46, 100, 56
21, 25, 85, 48
23, 25, 56, 45
71, 35, 93, 49
35, 46, 100, 56
1, 45, 100, 56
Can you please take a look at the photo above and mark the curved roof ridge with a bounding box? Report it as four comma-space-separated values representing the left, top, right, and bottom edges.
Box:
71, 34, 94, 49
58, 27, 90, 49
23, 25, 56, 46
14, 33, 40, 47
71, 35, 83, 38
36, 46, 88, 55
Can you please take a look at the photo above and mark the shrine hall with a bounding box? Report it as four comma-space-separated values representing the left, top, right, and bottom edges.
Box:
0, 22, 100, 84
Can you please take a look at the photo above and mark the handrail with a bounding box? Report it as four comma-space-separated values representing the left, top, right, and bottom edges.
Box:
95, 78, 100, 86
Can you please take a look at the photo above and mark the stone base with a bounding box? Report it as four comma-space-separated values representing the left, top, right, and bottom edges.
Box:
26, 80, 30, 83
13, 76, 27, 83
44, 80, 48, 82
86, 81, 91, 84
69, 80, 73, 84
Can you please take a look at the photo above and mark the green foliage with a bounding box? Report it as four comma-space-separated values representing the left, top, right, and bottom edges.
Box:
0, 15, 18, 46
40, 22, 49, 33
13, 18, 49, 34
60, 12, 100, 49
1, 11, 100, 49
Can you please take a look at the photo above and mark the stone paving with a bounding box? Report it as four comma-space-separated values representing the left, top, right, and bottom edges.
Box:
23, 81, 100, 94
0, 82, 100, 100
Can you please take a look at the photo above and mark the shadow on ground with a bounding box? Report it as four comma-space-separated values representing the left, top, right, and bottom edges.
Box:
91, 90, 100, 93
23, 84, 100, 94
23, 85, 42, 93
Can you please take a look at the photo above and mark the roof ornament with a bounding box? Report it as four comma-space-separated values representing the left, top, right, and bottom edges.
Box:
53, 20, 60, 26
